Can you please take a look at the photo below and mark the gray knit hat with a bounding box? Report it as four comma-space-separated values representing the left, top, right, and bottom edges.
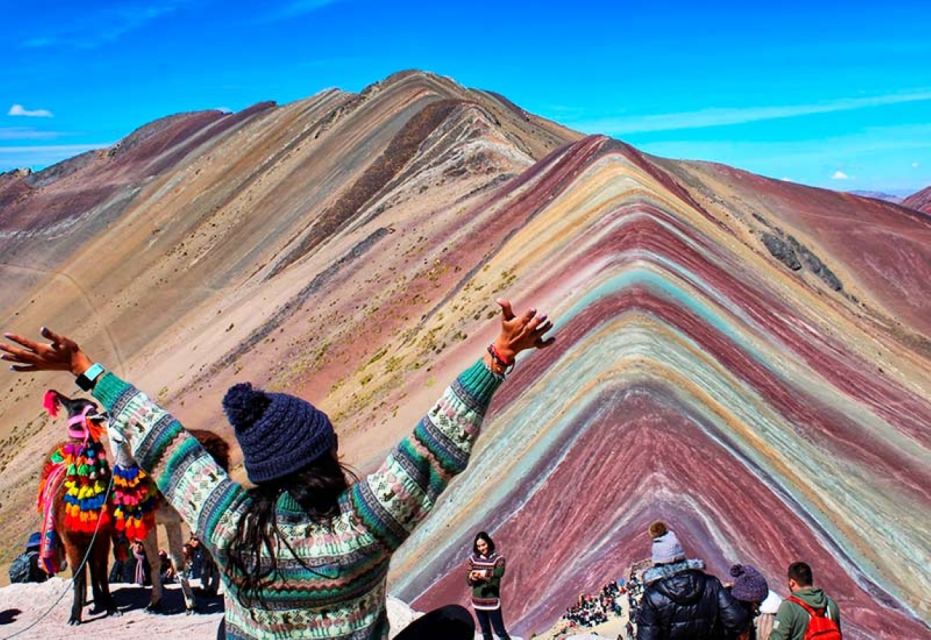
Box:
652, 530, 686, 565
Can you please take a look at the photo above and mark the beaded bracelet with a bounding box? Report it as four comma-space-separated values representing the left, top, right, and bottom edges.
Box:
487, 343, 515, 374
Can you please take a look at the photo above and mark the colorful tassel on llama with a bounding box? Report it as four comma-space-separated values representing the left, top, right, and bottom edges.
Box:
111, 463, 158, 541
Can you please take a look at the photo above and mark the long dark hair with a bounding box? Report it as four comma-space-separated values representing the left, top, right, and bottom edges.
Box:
225, 454, 357, 608
473, 531, 496, 556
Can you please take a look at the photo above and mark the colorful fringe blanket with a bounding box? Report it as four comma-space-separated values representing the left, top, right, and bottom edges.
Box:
111, 463, 158, 541
37, 464, 65, 575
37, 440, 111, 538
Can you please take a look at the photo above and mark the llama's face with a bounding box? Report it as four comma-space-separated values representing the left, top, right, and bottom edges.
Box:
107, 423, 134, 466
71, 406, 107, 443
43, 389, 106, 442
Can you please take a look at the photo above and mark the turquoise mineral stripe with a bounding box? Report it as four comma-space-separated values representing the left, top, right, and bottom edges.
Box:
561, 266, 778, 369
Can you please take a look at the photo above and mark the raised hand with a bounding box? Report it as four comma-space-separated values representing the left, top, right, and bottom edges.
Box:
1, 327, 93, 376
492, 298, 556, 364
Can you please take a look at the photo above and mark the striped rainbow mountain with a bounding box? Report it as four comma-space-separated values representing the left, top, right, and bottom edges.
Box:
1, 71, 929, 638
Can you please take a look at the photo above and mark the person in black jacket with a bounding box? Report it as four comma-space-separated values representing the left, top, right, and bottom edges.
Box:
637, 522, 749, 640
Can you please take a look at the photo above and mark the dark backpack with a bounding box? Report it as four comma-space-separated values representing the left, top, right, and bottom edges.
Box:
788, 595, 842, 640
8, 551, 46, 584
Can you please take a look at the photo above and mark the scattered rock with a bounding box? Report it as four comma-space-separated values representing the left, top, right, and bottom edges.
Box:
787, 236, 844, 291
761, 233, 801, 271
761, 232, 843, 291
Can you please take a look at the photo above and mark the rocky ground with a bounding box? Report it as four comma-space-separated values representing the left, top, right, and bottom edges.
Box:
0, 578, 543, 640
0, 576, 631, 639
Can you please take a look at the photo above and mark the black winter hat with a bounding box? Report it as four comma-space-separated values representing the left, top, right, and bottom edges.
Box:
223, 382, 335, 484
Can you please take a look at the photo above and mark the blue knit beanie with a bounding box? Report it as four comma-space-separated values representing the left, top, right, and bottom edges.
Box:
223, 382, 336, 484
730, 564, 769, 603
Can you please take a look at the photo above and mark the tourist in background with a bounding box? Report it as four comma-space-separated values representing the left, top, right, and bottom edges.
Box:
636, 521, 749, 640
726, 564, 778, 640
468, 531, 512, 640
756, 589, 783, 640
7, 533, 47, 584
769, 562, 841, 640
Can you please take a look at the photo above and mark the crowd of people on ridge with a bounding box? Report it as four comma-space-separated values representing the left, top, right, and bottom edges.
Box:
560, 580, 625, 629
625, 569, 646, 628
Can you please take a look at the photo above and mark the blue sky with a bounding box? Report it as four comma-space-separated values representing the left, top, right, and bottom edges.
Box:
3, 0, 930, 193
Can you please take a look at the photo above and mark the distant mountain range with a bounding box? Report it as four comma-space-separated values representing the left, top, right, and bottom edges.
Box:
901, 185, 931, 213
847, 190, 904, 203
1, 71, 929, 639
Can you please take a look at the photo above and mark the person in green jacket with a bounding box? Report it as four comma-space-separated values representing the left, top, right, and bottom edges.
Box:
2, 299, 554, 639
769, 562, 841, 640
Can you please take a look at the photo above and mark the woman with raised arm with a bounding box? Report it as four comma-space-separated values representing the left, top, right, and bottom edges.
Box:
2, 299, 554, 640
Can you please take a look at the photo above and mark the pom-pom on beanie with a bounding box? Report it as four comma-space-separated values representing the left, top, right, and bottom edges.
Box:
651, 529, 686, 565
223, 382, 336, 484
730, 564, 769, 603
648, 521, 668, 539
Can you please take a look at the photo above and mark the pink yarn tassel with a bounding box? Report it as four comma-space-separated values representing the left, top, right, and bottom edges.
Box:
43, 390, 60, 418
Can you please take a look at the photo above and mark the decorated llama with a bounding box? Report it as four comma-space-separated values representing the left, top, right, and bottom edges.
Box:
107, 423, 230, 613
37, 390, 120, 625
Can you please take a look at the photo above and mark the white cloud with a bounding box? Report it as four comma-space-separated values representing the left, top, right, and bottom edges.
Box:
280, 0, 340, 14
0, 127, 60, 140
21, 37, 55, 48
8, 104, 54, 118
0, 144, 106, 154
570, 90, 931, 135
633, 123, 931, 191
831, 170, 850, 180
21, 2, 183, 49
0, 143, 110, 171
265, 0, 341, 21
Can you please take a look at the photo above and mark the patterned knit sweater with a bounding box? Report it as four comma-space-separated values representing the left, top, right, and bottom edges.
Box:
92, 359, 503, 639
467, 552, 506, 610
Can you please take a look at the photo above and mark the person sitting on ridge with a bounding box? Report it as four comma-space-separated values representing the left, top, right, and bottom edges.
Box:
8, 532, 48, 584
1, 298, 554, 639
